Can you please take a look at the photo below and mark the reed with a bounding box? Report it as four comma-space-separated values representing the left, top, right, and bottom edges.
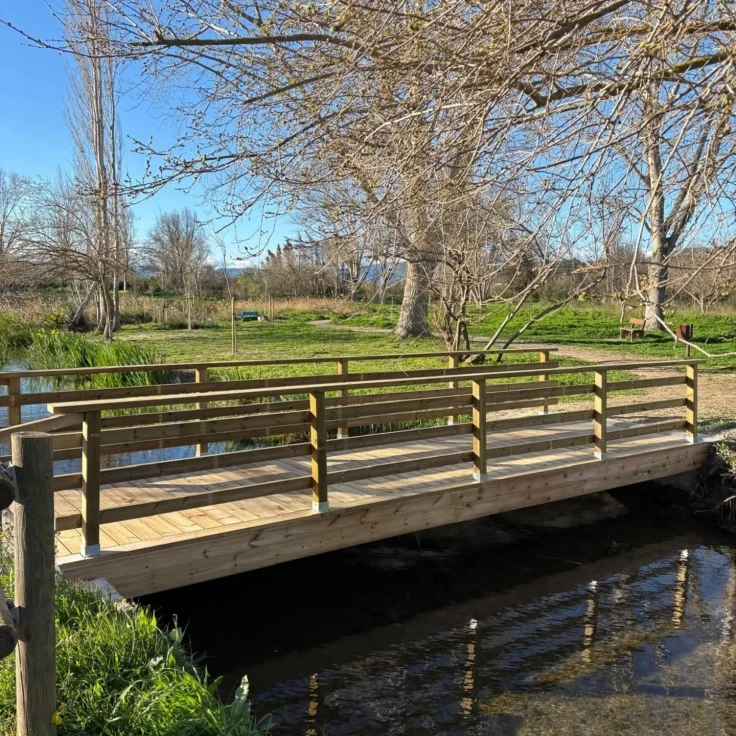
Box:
25, 331, 169, 387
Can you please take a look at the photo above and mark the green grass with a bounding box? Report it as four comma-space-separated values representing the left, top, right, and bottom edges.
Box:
0, 548, 271, 735
331, 302, 736, 369
116, 321, 621, 387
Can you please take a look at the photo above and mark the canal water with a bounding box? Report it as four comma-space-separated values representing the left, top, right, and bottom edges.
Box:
142, 490, 736, 736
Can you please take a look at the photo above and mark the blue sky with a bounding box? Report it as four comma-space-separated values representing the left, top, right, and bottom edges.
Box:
0, 1, 295, 265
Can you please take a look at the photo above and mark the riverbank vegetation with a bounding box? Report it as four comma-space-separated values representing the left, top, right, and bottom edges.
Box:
0, 540, 271, 735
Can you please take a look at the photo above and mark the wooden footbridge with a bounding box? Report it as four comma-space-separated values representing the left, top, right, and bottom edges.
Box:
0, 349, 708, 598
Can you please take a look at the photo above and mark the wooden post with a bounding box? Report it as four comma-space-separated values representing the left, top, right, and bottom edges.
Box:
195, 367, 208, 456
7, 376, 21, 428
231, 297, 238, 355
448, 354, 460, 425
309, 391, 328, 512
471, 379, 487, 481
538, 350, 550, 414
593, 370, 607, 458
336, 359, 349, 440
0, 584, 16, 661
81, 411, 101, 557
0, 476, 16, 662
12, 432, 57, 736
685, 363, 698, 443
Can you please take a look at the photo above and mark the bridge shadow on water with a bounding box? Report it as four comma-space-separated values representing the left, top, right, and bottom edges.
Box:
141, 484, 736, 736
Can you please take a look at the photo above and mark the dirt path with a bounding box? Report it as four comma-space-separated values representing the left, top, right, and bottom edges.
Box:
309, 320, 735, 433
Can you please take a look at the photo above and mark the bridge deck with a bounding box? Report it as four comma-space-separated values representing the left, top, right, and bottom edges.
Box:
54, 417, 710, 597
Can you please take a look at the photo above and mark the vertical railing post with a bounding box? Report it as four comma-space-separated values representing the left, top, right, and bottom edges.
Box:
448, 354, 460, 425
336, 358, 349, 440
471, 379, 487, 481
309, 391, 329, 512
593, 370, 607, 459
7, 376, 21, 428
12, 431, 57, 736
685, 363, 698, 443
538, 350, 550, 414
81, 410, 101, 557
195, 366, 208, 456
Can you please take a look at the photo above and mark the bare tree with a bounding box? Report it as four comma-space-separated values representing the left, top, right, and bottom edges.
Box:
27, 173, 119, 331
14, 0, 736, 341
144, 209, 209, 329
63, 0, 126, 339
0, 169, 37, 288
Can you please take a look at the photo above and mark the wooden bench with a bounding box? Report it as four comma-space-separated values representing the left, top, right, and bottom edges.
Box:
239, 311, 259, 321
620, 318, 646, 341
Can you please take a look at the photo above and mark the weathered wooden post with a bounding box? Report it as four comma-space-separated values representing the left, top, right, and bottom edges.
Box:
448, 354, 460, 425
309, 391, 328, 512
336, 358, 349, 440
539, 350, 550, 414
685, 363, 698, 443
0, 473, 16, 663
195, 367, 209, 456
81, 411, 102, 557
12, 431, 57, 736
471, 379, 487, 481
593, 370, 607, 458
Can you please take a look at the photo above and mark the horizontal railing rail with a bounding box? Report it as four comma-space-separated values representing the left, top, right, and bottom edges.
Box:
38, 358, 700, 558
0, 347, 556, 381
0, 347, 558, 452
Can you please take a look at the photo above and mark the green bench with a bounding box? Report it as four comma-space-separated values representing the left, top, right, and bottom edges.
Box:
239, 311, 259, 321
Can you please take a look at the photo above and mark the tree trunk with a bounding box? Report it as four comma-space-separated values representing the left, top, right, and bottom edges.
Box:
396, 260, 432, 338
99, 282, 115, 341
69, 282, 97, 331
644, 259, 666, 329
112, 278, 121, 331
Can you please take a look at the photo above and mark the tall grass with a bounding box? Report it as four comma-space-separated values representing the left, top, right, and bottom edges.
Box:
0, 539, 271, 735
25, 331, 169, 387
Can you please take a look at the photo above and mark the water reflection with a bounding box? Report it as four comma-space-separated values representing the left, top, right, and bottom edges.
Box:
144, 511, 736, 736
251, 545, 736, 735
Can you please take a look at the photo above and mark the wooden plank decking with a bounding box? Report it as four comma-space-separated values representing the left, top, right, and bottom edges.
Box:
53, 418, 710, 597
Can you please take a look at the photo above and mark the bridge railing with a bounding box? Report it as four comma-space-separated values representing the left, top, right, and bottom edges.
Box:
26, 358, 701, 558
0, 347, 556, 437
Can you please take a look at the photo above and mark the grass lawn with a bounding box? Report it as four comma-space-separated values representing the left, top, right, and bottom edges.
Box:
331, 303, 736, 369
114, 321, 632, 391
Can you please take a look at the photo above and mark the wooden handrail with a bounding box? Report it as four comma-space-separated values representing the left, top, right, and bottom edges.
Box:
0, 347, 558, 380
0, 412, 83, 443
48, 359, 704, 414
